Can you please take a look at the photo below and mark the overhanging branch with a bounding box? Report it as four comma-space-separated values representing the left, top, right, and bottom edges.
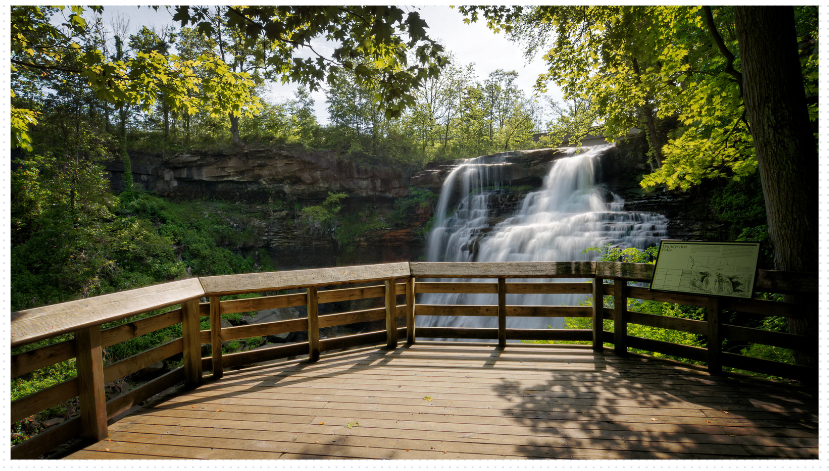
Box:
702, 6, 743, 95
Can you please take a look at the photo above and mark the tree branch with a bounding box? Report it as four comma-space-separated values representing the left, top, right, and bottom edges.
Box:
11, 58, 81, 75
225, 6, 336, 67
702, 6, 743, 95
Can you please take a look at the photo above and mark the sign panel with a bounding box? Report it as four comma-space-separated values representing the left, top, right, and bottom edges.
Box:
650, 241, 761, 299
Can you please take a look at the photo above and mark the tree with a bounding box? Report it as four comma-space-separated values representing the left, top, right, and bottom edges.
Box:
435, 61, 476, 155
199, 6, 276, 145
497, 98, 537, 151
173, 6, 446, 120
128, 25, 176, 149
733, 7, 818, 366
325, 62, 386, 154
541, 98, 602, 150
11, 6, 261, 149
461, 6, 775, 187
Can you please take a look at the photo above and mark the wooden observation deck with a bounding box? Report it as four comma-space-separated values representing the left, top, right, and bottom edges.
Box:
10, 262, 818, 459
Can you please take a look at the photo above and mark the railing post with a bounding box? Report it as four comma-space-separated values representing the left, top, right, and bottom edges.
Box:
307, 286, 320, 361
181, 298, 203, 387
613, 278, 627, 355
707, 297, 722, 375
406, 276, 416, 344
75, 326, 107, 441
497, 277, 507, 348
592, 277, 604, 352
385, 279, 398, 349
210, 296, 223, 379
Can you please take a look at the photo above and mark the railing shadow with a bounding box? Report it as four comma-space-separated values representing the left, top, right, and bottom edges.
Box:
140, 344, 412, 411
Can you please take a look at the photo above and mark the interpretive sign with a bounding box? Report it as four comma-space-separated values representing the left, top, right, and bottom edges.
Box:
650, 241, 760, 299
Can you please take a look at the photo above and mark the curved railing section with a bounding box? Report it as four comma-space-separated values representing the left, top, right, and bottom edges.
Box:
10, 261, 817, 459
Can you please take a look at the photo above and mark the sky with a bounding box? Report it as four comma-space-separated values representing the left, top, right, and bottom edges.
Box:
97, 5, 563, 124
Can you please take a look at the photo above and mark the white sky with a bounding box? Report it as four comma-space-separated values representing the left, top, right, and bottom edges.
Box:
98, 5, 563, 124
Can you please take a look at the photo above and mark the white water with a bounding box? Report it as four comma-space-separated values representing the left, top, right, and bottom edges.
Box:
421, 144, 669, 331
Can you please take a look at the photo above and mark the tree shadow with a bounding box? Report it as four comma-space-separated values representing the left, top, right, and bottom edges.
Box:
491, 351, 819, 459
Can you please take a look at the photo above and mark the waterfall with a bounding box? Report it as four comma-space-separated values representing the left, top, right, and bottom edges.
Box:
421, 144, 668, 331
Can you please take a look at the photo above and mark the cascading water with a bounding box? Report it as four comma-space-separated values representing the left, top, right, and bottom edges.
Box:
421, 144, 669, 331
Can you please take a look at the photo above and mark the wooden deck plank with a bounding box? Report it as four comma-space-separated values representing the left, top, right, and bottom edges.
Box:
112, 414, 815, 452
66, 450, 185, 460
76, 437, 283, 459
63, 343, 818, 460
177, 388, 811, 415
119, 407, 804, 438
198, 367, 793, 395
148, 398, 797, 429
158, 392, 716, 418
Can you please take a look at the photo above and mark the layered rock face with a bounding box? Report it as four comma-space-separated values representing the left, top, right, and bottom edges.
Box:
106, 146, 406, 202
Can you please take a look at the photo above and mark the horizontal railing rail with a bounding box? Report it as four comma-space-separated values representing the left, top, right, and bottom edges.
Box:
10, 261, 817, 459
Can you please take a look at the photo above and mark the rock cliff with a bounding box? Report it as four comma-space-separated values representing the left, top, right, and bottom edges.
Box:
106, 145, 407, 202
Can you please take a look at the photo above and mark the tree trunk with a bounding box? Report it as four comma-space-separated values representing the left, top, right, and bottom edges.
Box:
229, 112, 241, 146
641, 104, 664, 167
734, 6, 818, 368
119, 104, 133, 194
163, 103, 170, 138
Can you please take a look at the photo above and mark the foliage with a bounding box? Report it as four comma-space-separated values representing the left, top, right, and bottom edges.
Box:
300, 192, 347, 237
335, 212, 387, 253
173, 6, 446, 120
10, 6, 262, 149
389, 187, 436, 228
460, 5, 818, 192
240, 89, 320, 146
583, 244, 658, 264
11, 190, 276, 311
711, 172, 766, 231
708, 173, 773, 267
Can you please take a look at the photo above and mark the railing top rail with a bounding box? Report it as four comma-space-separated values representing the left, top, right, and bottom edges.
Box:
11, 278, 205, 348
10, 262, 817, 348
754, 270, 818, 294
409, 261, 597, 278
199, 262, 411, 296
595, 262, 653, 281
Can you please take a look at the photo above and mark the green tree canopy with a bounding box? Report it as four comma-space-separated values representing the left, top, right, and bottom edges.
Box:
172, 6, 446, 119
461, 6, 817, 191
11, 6, 261, 150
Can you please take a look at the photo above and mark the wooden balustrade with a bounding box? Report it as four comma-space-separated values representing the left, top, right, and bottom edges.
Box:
9, 261, 817, 459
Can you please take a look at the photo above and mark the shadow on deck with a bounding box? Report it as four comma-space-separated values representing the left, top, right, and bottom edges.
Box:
65, 342, 818, 460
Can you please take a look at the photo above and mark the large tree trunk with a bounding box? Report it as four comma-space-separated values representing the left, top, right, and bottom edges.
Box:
734, 6, 818, 368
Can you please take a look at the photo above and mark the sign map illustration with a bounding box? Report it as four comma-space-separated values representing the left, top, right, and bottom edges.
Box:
650, 241, 760, 299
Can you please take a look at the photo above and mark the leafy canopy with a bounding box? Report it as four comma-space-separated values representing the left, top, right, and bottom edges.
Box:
11, 6, 261, 148
173, 6, 446, 119
458, 6, 816, 191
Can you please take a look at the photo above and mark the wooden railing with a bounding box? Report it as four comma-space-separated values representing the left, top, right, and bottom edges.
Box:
10, 261, 817, 458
